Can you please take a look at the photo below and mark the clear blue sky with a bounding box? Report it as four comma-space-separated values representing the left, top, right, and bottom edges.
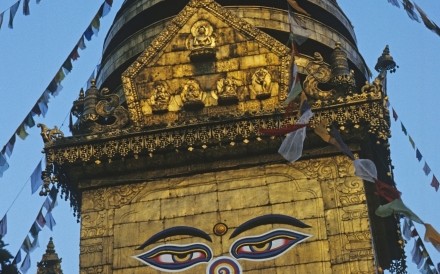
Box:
0, 0, 439, 273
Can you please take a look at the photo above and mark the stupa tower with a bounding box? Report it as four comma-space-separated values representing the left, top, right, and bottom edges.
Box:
39, 0, 404, 273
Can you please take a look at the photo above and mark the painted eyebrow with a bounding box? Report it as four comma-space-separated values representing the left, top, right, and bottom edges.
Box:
229, 214, 311, 239
136, 226, 212, 250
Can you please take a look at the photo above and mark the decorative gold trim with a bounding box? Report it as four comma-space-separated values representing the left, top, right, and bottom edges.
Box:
45, 90, 388, 166
121, 0, 290, 127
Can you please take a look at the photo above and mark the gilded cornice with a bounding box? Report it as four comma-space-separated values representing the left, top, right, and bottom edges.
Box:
44, 87, 388, 166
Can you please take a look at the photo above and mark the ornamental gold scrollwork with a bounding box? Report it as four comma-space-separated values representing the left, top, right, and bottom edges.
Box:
303, 52, 335, 101
44, 97, 389, 166
71, 81, 129, 134
37, 124, 64, 144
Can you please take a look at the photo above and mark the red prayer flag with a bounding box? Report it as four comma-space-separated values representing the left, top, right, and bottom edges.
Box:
374, 179, 401, 202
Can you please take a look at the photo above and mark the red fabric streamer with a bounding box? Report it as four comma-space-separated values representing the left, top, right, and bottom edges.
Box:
374, 179, 401, 202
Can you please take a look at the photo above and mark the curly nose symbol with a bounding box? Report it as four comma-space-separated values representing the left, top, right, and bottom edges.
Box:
207, 256, 242, 274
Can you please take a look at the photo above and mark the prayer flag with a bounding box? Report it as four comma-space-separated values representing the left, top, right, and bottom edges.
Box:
12, 249, 21, 265
20, 253, 31, 273
354, 159, 378, 183
374, 179, 401, 202
375, 198, 423, 224
402, 0, 420, 22
31, 160, 43, 194
424, 223, 440, 252
401, 122, 407, 135
30, 221, 41, 238
5, 135, 16, 157
329, 126, 355, 160
416, 149, 422, 161
387, 0, 400, 8
47, 79, 58, 94
16, 123, 29, 140
21, 236, 32, 253
45, 212, 56, 231
283, 42, 302, 106
287, 0, 310, 15
411, 239, 423, 268
0, 153, 10, 177
0, 214, 7, 237
0, 12, 4, 29
25, 112, 35, 128
414, 3, 440, 37
77, 36, 86, 50
49, 186, 58, 203
36, 210, 46, 228
8, 1, 20, 29
392, 108, 398, 121
42, 197, 53, 212
421, 258, 434, 273
409, 135, 415, 149
431, 175, 439, 192
287, 5, 310, 45
31, 103, 41, 116
423, 162, 431, 176
314, 122, 354, 160
84, 25, 94, 41
23, 0, 30, 15
70, 46, 80, 61
38, 91, 50, 117
102, 2, 111, 17
55, 67, 65, 83
91, 13, 100, 34
278, 109, 313, 163
402, 218, 412, 240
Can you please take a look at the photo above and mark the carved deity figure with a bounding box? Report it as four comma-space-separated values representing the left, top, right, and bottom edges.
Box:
181, 79, 204, 103
187, 20, 216, 50
212, 77, 240, 105
148, 81, 171, 113
249, 68, 279, 100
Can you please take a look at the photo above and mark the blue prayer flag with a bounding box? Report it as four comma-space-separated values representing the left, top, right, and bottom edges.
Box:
45, 211, 56, 231
0, 214, 7, 237
31, 160, 43, 194
401, 122, 407, 135
416, 149, 422, 161
20, 252, 31, 273
8, 1, 20, 29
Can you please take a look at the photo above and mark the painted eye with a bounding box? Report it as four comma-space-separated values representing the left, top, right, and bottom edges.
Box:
230, 229, 311, 261
134, 244, 212, 272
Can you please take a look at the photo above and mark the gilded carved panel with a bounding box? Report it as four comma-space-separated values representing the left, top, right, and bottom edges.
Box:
122, 0, 289, 127
79, 156, 374, 273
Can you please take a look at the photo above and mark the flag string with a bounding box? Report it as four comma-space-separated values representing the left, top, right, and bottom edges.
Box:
0, 0, 113, 179
386, 0, 440, 38
389, 102, 439, 192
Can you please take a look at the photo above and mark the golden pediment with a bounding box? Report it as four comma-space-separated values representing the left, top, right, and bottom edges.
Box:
122, 0, 290, 127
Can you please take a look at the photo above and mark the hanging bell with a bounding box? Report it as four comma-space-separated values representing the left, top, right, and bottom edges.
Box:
374, 45, 398, 73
